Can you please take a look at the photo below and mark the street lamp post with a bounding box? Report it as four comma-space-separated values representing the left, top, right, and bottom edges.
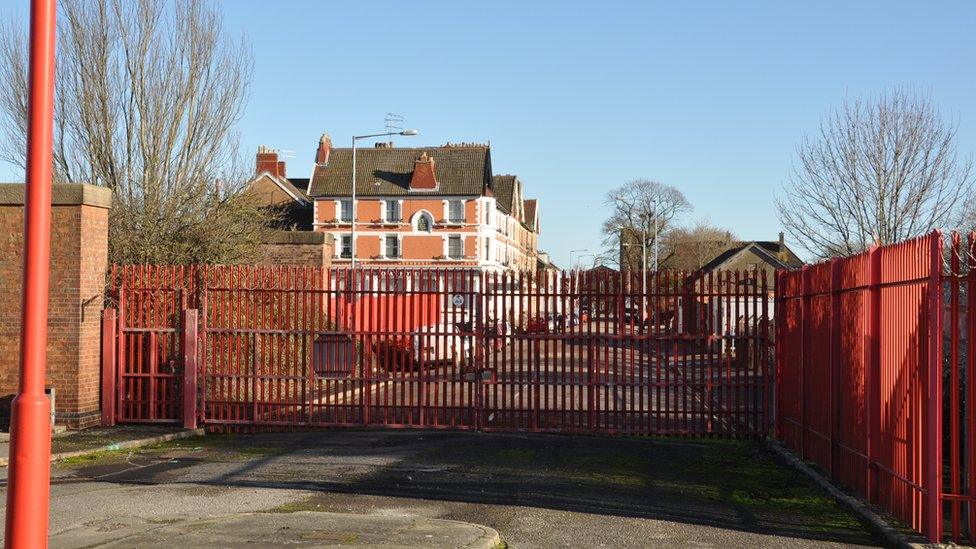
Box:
577, 253, 596, 269
652, 199, 659, 272
569, 249, 589, 272
350, 129, 418, 269
641, 220, 647, 324
650, 199, 659, 328
6, 1, 56, 547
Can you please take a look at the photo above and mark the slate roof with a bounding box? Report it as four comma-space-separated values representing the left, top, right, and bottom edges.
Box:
492, 175, 516, 214
524, 199, 538, 231
247, 173, 309, 205
700, 240, 804, 272
307, 146, 492, 197
279, 176, 309, 202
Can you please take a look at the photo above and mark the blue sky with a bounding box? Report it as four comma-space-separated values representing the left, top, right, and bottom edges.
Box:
2, 1, 974, 266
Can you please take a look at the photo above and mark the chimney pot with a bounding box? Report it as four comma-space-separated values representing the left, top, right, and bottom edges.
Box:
410, 152, 437, 190
255, 146, 281, 177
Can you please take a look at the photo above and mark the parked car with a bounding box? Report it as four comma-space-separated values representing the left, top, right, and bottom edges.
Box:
410, 322, 473, 367
524, 315, 551, 334
622, 306, 644, 324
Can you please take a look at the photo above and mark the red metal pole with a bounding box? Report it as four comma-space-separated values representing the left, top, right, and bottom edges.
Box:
866, 245, 881, 504
101, 309, 117, 426
924, 230, 943, 542
828, 258, 841, 477
182, 309, 199, 430
5, 0, 57, 547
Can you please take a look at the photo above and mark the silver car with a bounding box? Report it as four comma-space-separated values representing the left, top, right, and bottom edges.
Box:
410, 322, 473, 367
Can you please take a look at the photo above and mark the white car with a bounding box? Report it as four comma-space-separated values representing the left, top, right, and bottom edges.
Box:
410, 322, 473, 367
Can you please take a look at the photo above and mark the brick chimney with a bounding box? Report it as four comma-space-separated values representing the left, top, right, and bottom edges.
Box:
316, 133, 332, 165
410, 151, 437, 190
256, 145, 284, 177
778, 231, 788, 262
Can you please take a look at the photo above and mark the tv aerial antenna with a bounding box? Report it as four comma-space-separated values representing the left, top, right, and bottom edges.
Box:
384, 113, 405, 145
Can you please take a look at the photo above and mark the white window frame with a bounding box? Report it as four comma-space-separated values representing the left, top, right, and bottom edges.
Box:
386, 200, 402, 223
337, 234, 352, 259
383, 233, 402, 259
448, 235, 464, 259
338, 199, 352, 222
448, 200, 465, 223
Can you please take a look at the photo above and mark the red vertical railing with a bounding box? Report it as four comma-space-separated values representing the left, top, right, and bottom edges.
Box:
107, 264, 773, 438
778, 230, 976, 544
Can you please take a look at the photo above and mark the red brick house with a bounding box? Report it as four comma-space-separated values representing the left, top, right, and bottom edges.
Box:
247, 135, 544, 275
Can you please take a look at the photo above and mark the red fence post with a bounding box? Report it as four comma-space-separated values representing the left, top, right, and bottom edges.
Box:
866, 244, 881, 504
587, 335, 595, 431
775, 270, 785, 440
182, 309, 198, 430
968, 233, 976, 544
799, 265, 810, 458
924, 231, 943, 542
828, 259, 841, 477
101, 309, 117, 426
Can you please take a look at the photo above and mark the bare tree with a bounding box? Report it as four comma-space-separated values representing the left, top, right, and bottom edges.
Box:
661, 220, 736, 271
0, 0, 274, 264
602, 179, 691, 268
777, 88, 974, 258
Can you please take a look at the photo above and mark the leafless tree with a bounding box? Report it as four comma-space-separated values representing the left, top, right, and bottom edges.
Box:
601, 179, 691, 268
777, 88, 974, 258
0, 0, 274, 264
660, 220, 736, 271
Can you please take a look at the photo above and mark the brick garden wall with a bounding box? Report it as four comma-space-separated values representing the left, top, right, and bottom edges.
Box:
0, 183, 111, 429
258, 231, 334, 268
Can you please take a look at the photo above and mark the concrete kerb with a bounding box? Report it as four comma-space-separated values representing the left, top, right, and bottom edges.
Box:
763, 440, 935, 549
0, 427, 204, 467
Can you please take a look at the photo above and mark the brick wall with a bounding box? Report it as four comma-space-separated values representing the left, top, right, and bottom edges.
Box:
0, 183, 111, 429
257, 231, 334, 268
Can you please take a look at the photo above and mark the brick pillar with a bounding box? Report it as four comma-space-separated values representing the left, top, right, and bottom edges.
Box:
0, 183, 111, 429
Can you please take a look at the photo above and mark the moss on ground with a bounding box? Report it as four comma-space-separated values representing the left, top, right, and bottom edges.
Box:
266, 497, 326, 513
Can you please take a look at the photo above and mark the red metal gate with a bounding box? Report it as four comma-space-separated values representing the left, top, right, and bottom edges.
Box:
105, 264, 771, 437
106, 265, 201, 424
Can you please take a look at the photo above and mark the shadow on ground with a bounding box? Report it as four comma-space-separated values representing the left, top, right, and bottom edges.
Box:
61, 430, 881, 547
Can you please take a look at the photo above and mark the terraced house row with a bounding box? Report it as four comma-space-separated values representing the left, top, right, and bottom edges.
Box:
247, 135, 545, 275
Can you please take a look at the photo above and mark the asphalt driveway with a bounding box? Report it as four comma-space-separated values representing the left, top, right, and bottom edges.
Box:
4, 430, 882, 548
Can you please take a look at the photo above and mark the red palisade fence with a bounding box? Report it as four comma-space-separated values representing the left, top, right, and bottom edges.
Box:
777, 231, 976, 544
104, 264, 773, 438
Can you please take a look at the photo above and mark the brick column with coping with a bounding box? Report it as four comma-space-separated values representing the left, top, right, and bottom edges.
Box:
0, 183, 111, 429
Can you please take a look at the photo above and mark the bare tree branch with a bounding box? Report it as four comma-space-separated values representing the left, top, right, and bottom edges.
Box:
777, 88, 974, 258
0, 0, 272, 264
600, 179, 691, 268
